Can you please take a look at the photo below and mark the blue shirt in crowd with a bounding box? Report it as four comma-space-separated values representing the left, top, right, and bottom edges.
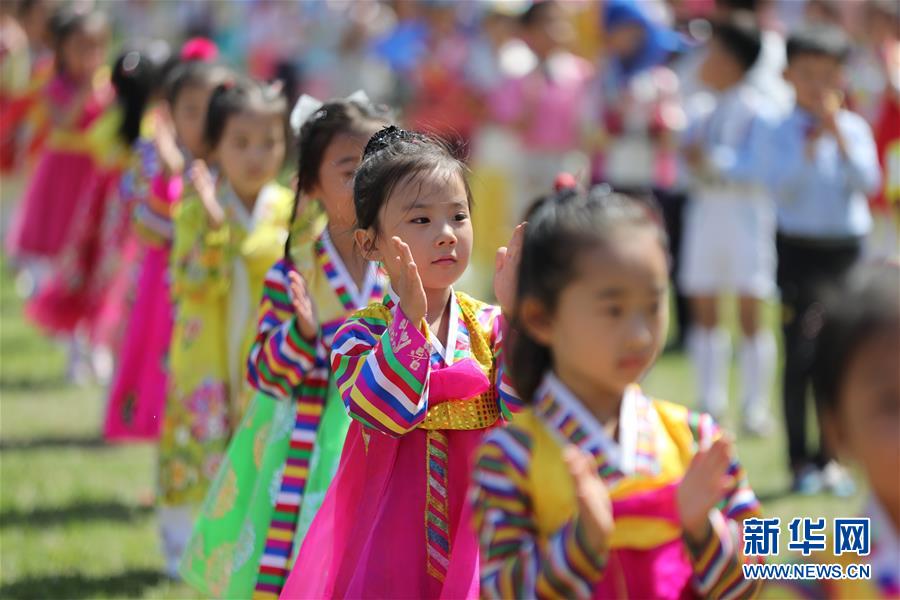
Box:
768, 107, 880, 239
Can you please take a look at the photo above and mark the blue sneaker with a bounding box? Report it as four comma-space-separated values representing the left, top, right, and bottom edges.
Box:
792, 465, 824, 495
822, 461, 856, 498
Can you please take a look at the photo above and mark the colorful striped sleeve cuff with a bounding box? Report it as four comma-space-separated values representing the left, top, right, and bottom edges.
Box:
532, 519, 607, 599
686, 511, 762, 600
491, 313, 523, 415
335, 306, 432, 437
474, 429, 606, 600
246, 262, 319, 401
248, 317, 318, 401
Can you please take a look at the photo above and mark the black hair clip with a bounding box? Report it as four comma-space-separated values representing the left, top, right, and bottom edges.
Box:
362, 125, 423, 158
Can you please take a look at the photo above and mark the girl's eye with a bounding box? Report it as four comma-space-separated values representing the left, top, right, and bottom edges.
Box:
410, 217, 430, 225
454, 212, 469, 222
603, 305, 624, 318
647, 301, 660, 315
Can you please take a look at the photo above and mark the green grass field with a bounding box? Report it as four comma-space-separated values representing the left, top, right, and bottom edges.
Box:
0, 259, 862, 599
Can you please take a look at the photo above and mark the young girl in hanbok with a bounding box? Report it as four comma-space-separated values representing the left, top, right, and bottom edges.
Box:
104, 59, 228, 441
0, 0, 52, 209
471, 186, 764, 599
158, 77, 291, 578
279, 126, 524, 599
7, 7, 110, 267
179, 94, 392, 598
25, 44, 171, 383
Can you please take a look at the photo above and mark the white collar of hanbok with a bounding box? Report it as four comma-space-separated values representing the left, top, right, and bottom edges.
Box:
535, 372, 658, 481
318, 227, 381, 310
220, 182, 277, 232
385, 286, 459, 366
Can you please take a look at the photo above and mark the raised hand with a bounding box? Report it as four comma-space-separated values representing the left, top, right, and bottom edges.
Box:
676, 436, 735, 544
190, 159, 225, 229
564, 445, 614, 556
288, 270, 318, 340
493, 222, 526, 315
153, 106, 185, 175
382, 236, 427, 324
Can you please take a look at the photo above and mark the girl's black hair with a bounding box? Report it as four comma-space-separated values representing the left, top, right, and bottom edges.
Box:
203, 76, 287, 151
712, 14, 762, 73
163, 60, 230, 109
510, 186, 669, 402
520, 0, 559, 27
812, 262, 900, 415
48, 7, 107, 76
353, 125, 473, 240
284, 98, 392, 259
111, 42, 172, 146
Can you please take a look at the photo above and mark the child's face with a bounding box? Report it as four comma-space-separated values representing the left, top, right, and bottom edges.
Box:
215, 110, 285, 201
823, 329, 900, 516
528, 228, 669, 401
784, 53, 844, 115
525, 4, 573, 58
172, 84, 215, 159
309, 131, 372, 231
370, 171, 473, 292
699, 38, 744, 91
61, 27, 108, 84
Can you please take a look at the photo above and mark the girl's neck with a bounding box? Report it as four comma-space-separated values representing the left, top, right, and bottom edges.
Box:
555, 365, 623, 430
424, 286, 453, 348
233, 184, 262, 213
424, 287, 453, 324
327, 220, 369, 288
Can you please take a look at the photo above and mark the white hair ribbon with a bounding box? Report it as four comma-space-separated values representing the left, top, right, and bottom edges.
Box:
289, 89, 373, 135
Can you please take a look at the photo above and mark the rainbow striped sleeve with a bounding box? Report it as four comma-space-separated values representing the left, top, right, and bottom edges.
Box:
486, 309, 523, 416
685, 411, 764, 599
472, 428, 606, 600
685, 511, 764, 599
331, 306, 432, 437
246, 260, 318, 401
133, 173, 179, 246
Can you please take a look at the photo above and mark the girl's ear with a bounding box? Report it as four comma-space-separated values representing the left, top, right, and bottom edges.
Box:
518, 296, 554, 346
354, 228, 381, 261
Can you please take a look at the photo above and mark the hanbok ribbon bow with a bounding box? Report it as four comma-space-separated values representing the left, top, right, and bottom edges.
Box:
289, 89, 372, 135
427, 358, 491, 407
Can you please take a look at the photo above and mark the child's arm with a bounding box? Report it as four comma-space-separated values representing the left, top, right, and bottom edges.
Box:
705, 114, 774, 186
489, 311, 523, 416
331, 303, 432, 436
132, 172, 181, 246
129, 139, 182, 246
491, 223, 526, 415
824, 109, 882, 197
169, 191, 231, 301
246, 261, 320, 401
472, 432, 609, 599
678, 429, 764, 599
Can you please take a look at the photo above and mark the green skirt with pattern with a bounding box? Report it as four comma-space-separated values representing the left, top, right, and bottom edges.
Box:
178, 383, 350, 598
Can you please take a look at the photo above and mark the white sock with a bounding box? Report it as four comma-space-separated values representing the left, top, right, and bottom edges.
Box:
158, 505, 193, 578
739, 331, 776, 421
689, 327, 731, 419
